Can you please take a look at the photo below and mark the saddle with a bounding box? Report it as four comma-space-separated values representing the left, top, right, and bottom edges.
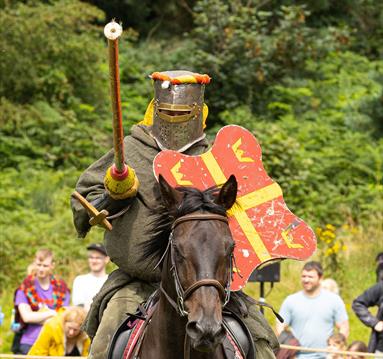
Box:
107, 293, 255, 359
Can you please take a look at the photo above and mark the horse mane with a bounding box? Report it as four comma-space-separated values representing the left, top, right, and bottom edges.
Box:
140, 185, 227, 266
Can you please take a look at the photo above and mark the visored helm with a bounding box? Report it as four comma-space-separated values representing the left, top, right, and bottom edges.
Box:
150, 70, 211, 152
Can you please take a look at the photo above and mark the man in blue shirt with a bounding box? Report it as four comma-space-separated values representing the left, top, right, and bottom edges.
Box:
276, 261, 349, 359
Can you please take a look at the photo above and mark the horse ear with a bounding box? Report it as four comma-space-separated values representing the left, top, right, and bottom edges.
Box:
216, 175, 237, 210
158, 174, 184, 209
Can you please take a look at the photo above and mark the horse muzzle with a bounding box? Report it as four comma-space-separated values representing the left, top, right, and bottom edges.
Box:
186, 320, 226, 352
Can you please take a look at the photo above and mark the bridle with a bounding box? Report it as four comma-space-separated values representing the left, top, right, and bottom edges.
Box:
158, 213, 233, 317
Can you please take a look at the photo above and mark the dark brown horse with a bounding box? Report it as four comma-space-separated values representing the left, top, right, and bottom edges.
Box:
109, 174, 251, 358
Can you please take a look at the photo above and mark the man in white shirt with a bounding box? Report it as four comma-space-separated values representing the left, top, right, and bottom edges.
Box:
72, 243, 109, 311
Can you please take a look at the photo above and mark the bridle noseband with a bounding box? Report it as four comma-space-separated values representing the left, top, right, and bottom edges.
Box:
159, 213, 233, 317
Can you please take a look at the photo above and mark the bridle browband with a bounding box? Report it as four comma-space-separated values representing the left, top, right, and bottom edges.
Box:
159, 213, 233, 317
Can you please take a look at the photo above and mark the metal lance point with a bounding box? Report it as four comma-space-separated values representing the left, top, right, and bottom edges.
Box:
72, 191, 112, 231
104, 20, 128, 178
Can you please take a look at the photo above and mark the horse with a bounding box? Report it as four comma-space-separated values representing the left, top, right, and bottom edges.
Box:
109, 174, 252, 359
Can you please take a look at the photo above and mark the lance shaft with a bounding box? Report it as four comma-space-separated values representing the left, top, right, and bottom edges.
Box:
104, 21, 127, 176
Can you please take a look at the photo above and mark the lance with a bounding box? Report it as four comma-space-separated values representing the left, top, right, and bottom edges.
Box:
103, 21, 139, 199
104, 20, 127, 176
71, 21, 138, 232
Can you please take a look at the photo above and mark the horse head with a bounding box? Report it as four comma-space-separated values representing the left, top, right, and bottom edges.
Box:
156, 174, 237, 352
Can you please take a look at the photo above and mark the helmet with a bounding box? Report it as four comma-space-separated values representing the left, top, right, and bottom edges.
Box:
150, 70, 211, 152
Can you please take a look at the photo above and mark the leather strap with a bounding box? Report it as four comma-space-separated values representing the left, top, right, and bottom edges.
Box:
131, 308, 155, 358
172, 213, 228, 230
159, 283, 179, 313
183, 279, 226, 301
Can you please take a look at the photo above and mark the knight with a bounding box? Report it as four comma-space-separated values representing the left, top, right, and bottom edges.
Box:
71, 66, 280, 358
72, 22, 283, 358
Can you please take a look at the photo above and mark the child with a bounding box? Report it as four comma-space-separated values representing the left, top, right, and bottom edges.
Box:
327, 333, 347, 359
321, 278, 340, 295
346, 341, 367, 359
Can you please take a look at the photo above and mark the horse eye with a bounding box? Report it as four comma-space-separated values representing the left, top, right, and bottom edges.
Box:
173, 245, 185, 260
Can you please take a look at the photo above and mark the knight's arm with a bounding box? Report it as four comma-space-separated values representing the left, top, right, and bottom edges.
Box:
71, 142, 137, 238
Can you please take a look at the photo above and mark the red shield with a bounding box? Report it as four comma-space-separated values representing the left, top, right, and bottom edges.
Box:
153, 125, 316, 290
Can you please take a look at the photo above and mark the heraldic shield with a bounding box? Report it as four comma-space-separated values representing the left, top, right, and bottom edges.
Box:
153, 125, 316, 290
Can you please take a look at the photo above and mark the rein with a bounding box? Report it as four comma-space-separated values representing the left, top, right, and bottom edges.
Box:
160, 213, 233, 317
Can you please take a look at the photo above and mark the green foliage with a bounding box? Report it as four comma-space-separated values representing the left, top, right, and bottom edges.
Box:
84, 0, 196, 38
219, 51, 383, 227
0, 167, 105, 289
190, 1, 349, 115
0, 0, 111, 170
0, 98, 110, 169
0, 0, 106, 105
316, 224, 347, 283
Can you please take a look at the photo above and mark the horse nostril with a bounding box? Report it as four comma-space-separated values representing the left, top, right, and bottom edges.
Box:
186, 321, 203, 340
213, 324, 226, 342
187, 321, 226, 344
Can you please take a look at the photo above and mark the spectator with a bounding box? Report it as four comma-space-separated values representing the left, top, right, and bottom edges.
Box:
352, 279, 383, 353
276, 329, 300, 359
13, 249, 70, 354
321, 278, 340, 295
28, 306, 90, 356
72, 243, 109, 311
327, 333, 347, 359
346, 341, 368, 359
276, 261, 349, 359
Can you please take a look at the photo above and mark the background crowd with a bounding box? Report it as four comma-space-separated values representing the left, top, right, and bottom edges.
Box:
9, 244, 109, 356
3, 247, 382, 357
276, 254, 383, 359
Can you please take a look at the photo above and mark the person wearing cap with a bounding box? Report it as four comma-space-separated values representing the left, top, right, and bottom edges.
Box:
71, 70, 278, 359
71, 244, 109, 311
